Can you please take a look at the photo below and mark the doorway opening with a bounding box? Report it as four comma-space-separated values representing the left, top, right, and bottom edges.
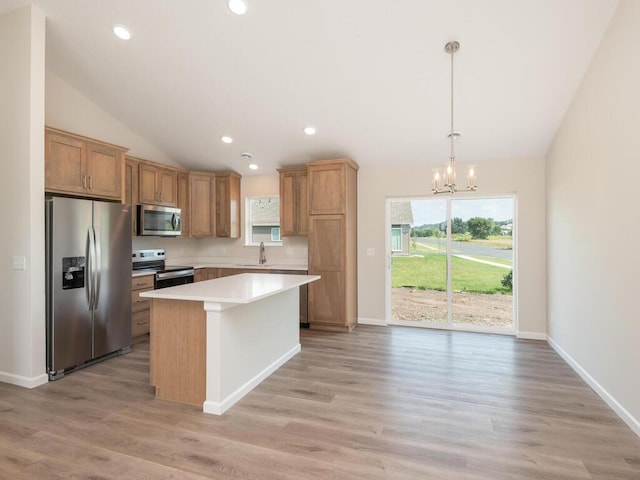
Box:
387, 196, 515, 334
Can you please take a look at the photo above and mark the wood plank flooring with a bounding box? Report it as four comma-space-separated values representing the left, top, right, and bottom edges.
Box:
1, 325, 639, 479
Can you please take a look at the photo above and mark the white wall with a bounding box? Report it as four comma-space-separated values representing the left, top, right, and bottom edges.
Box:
546, 0, 640, 434
0, 6, 47, 387
46, 70, 180, 167
357, 157, 547, 338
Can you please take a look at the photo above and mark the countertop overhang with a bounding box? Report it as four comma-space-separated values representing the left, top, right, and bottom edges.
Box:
140, 273, 319, 304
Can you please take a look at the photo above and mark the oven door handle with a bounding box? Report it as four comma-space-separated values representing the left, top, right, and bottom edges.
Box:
156, 269, 194, 280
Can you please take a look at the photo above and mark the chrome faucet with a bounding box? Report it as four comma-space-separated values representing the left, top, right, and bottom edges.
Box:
259, 242, 267, 265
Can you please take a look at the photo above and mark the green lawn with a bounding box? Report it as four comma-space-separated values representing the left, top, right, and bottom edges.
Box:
392, 253, 512, 295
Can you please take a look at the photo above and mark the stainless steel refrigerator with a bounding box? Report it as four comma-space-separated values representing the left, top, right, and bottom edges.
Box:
46, 196, 132, 380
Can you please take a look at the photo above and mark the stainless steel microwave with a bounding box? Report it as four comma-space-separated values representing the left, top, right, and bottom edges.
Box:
137, 204, 182, 236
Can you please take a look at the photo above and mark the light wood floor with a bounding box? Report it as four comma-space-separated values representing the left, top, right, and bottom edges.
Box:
1, 326, 639, 479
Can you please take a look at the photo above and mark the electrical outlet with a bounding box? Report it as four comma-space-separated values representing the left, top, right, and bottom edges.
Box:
12, 256, 26, 270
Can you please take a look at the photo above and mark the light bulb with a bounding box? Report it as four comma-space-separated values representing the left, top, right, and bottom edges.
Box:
228, 0, 247, 15
113, 24, 132, 40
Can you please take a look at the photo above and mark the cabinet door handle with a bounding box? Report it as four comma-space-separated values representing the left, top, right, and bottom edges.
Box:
82, 175, 87, 189
89, 176, 93, 190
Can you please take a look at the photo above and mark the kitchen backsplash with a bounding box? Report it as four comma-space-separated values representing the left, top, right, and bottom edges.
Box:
131, 235, 308, 265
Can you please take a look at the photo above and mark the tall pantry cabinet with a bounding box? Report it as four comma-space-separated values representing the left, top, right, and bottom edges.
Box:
307, 158, 358, 332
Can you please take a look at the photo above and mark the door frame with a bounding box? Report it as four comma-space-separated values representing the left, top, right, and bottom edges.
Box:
385, 193, 518, 335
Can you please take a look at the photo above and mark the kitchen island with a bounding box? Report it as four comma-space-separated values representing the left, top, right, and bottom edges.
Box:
140, 273, 319, 415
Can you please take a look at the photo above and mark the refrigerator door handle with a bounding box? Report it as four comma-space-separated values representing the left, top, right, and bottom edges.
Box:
93, 226, 102, 308
85, 227, 94, 310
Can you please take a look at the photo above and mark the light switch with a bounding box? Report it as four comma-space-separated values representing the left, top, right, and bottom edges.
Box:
12, 256, 26, 270
366, 248, 375, 257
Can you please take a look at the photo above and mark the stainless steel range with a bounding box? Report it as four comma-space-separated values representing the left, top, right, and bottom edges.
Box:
132, 249, 194, 289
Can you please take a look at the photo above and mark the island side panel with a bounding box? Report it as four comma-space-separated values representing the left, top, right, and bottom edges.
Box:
150, 298, 206, 406
204, 288, 300, 414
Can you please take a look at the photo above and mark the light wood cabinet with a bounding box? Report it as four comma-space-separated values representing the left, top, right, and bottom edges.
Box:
194, 268, 218, 282
278, 166, 309, 236
194, 268, 206, 282
308, 160, 358, 215
307, 158, 358, 332
45, 127, 127, 201
217, 268, 266, 277
139, 163, 177, 207
215, 173, 241, 238
177, 172, 190, 237
131, 274, 154, 338
189, 172, 241, 238
124, 157, 139, 235
189, 173, 215, 237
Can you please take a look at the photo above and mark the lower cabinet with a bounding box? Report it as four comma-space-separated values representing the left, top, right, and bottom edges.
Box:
131, 274, 154, 339
194, 268, 218, 281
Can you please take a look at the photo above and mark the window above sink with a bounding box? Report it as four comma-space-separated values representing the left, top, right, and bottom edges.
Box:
245, 195, 283, 247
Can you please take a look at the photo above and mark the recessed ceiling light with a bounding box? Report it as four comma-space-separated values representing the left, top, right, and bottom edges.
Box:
304, 126, 316, 135
228, 0, 247, 15
241, 152, 258, 170
113, 24, 132, 40
221, 136, 233, 144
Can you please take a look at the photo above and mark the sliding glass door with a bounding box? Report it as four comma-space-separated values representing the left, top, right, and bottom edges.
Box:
390, 199, 448, 324
388, 196, 515, 334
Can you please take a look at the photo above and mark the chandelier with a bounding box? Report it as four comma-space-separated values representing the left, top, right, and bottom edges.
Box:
432, 41, 477, 194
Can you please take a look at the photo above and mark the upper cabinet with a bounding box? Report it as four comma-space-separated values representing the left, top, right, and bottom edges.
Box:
45, 127, 240, 240
278, 166, 308, 236
215, 173, 241, 238
189, 172, 215, 237
139, 163, 177, 207
189, 172, 241, 238
45, 127, 127, 201
307, 160, 358, 215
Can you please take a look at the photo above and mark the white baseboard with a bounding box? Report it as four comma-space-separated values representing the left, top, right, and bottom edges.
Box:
0, 371, 48, 388
547, 336, 640, 438
203, 343, 301, 416
516, 331, 547, 340
357, 317, 388, 327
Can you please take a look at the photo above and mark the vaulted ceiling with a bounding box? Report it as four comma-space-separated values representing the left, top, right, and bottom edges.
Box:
1, 0, 619, 174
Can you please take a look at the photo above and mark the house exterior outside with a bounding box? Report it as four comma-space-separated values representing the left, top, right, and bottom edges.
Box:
390, 201, 414, 256
248, 196, 281, 244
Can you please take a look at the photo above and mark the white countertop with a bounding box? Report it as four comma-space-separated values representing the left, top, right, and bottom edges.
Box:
140, 273, 319, 304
